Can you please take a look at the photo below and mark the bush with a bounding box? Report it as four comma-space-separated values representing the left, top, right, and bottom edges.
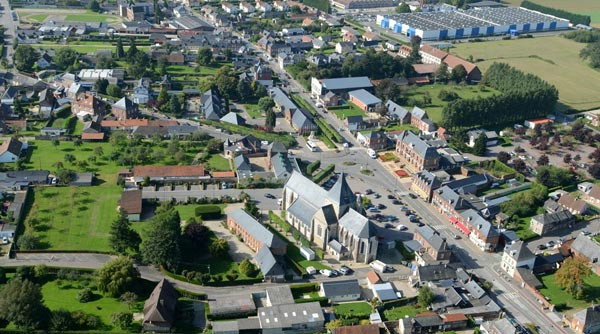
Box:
312, 164, 335, 184
290, 283, 319, 297
111, 312, 133, 329
77, 288, 94, 303
194, 205, 222, 220
306, 160, 321, 175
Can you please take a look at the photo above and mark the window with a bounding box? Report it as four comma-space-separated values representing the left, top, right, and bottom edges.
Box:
360, 241, 365, 254
317, 225, 322, 237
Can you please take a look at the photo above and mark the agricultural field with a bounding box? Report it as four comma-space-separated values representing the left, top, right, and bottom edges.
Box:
450, 35, 600, 112
503, 0, 600, 27
402, 84, 499, 124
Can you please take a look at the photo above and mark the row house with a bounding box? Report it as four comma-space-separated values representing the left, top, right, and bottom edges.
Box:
411, 106, 436, 133
395, 130, 441, 172
227, 209, 287, 255
411, 170, 442, 202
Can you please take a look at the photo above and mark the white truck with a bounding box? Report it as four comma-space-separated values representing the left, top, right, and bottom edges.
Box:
369, 260, 392, 273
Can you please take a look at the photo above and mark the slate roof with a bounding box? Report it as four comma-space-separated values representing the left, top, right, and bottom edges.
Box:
573, 306, 600, 331
416, 263, 458, 282
320, 279, 361, 297
113, 96, 135, 110
436, 186, 466, 210
338, 208, 376, 239
464, 280, 485, 299
461, 209, 499, 239
143, 279, 177, 329
290, 108, 316, 130
397, 131, 440, 160
349, 89, 381, 106
0, 137, 23, 157
372, 282, 397, 301
271, 153, 300, 180
266, 286, 295, 306
320, 76, 373, 91
270, 87, 297, 112
328, 239, 345, 253
386, 100, 409, 119
503, 240, 534, 262
287, 197, 320, 227
515, 267, 542, 288
412, 106, 427, 120
532, 209, 574, 226
416, 225, 447, 252
234, 154, 251, 171
414, 170, 442, 190
571, 236, 600, 263
328, 173, 356, 208
256, 245, 284, 277
220, 112, 246, 125
201, 89, 225, 120
228, 209, 285, 249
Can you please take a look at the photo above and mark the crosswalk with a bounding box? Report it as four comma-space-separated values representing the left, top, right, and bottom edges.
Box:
430, 224, 448, 230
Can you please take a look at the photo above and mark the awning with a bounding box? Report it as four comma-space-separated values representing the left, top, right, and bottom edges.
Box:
449, 217, 471, 235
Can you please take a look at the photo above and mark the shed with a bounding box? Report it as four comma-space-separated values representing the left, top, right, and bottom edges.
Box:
300, 246, 316, 260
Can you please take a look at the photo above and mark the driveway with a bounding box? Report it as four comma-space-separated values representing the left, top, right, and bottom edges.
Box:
203, 204, 255, 263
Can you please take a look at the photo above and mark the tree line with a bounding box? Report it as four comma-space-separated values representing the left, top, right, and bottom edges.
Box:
520, 0, 591, 26
441, 63, 558, 130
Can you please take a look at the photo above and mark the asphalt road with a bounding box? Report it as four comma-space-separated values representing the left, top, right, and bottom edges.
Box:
0, 0, 16, 65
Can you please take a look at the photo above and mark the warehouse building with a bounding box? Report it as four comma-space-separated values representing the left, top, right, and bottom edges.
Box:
332, 0, 397, 10
376, 7, 569, 41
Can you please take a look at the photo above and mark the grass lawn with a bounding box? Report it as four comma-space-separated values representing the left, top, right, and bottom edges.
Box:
22, 185, 121, 251
333, 302, 372, 318
383, 304, 426, 321
207, 154, 231, 171
402, 84, 500, 124
176, 203, 227, 223
167, 63, 228, 76
24, 13, 48, 22
243, 104, 263, 119
41, 279, 143, 332
331, 103, 366, 119
450, 35, 600, 111
64, 13, 121, 23
513, 206, 545, 241
382, 123, 419, 133
537, 272, 600, 313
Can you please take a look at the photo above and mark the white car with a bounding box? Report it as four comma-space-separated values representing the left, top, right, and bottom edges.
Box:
320, 269, 333, 277
396, 224, 408, 231
1, 237, 8, 244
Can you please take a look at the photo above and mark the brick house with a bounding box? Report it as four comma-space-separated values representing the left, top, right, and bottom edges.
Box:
71, 93, 106, 118
227, 209, 287, 255
112, 97, 140, 120
571, 306, 600, 334
411, 170, 442, 202
558, 193, 589, 215
395, 130, 440, 172
414, 225, 451, 265
348, 89, 382, 112
530, 209, 575, 236
356, 130, 390, 151
410, 106, 436, 133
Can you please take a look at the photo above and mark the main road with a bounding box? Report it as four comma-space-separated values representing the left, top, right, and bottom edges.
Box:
0, 0, 16, 65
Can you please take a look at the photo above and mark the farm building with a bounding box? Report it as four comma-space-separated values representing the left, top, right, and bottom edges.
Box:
376, 7, 569, 41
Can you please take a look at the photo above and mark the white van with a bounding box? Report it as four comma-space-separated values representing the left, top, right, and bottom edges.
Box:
367, 148, 377, 159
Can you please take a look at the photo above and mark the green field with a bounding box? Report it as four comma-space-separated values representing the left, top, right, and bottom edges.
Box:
23, 185, 121, 251
333, 302, 372, 318
503, 0, 600, 27
64, 13, 121, 23
538, 272, 600, 313
402, 84, 500, 124
37, 44, 150, 54
331, 103, 366, 119
25, 13, 48, 22
206, 154, 231, 171
450, 35, 600, 111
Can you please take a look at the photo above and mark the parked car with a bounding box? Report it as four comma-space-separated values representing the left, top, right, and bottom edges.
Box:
365, 189, 374, 195
374, 193, 381, 199
339, 265, 353, 275
265, 193, 275, 199
1, 237, 7, 244
306, 266, 317, 275
397, 225, 408, 231
582, 230, 591, 236
387, 194, 395, 200
450, 232, 461, 239
384, 223, 393, 229
392, 199, 402, 205
408, 193, 417, 199
387, 215, 397, 222
377, 203, 386, 210
537, 244, 547, 251
409, 215, 418, 222
369, 260, 392, 273
320, 269, 333, 277
546, 240, 555, 248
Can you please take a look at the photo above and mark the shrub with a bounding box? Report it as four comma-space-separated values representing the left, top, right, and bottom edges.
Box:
77, 288, 94, 303
111, 312, 133, 329
312, 164, 335, 184
306, 160, 321, 175
194, 205, 222, 220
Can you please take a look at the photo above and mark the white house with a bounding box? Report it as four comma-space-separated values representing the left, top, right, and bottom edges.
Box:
239, 1, 256, 13
319, 280, 361, 302
221, 2, 238, 14
255, 0, 272, 12
500, 241, 536, 277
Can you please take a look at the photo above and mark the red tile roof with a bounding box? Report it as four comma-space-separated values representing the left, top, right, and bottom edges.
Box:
211, 171, 236, 178
419, 45, 448, 60
442, 313, 468, 322
119, 189, 142, 214
133, 165, 206, 178
442, 54, 478, 75
366, 270, 381, 285
101, 119, 149, 127
413, 63, 439, 75
333, 324, 379, 334
81, 132, 105, 140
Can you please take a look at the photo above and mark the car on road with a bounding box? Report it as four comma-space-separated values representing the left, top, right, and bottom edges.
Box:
264, 193, 275, 199
581, 230, 591, 236
392, 199, 402, 205
546, 240, 555, 248
450, 232, 461, 239
387, 194, 395, 200
367, 148, 377, 159
396, 224, 408, 231
365, 189, 374, 195
417, 222, 425, 227
339, 265, 353, 275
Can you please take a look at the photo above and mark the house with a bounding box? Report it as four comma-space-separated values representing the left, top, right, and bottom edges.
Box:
320, 92, 340, 107
414, 225, 451, 265
71, 93, 106, 119
0, 137, 25, 163
500, 240, 535, 277
287, 108, 317, 135
37, 52, 53, 69
223, 135, 264, 158
459, 209, 500, 252
319, 280, 361, 302
467, 130, 499, 148
571, 306, 600, 334
273, 0, 290, 11
345, 115, 364, 132
255, 0, 272, 12
410, 106, 436, 133
395, 130, 440, 172
411, 170, 442, 202
585, 185, 600, 207
571, 236, 600, 275
335, 42, 354, 54
372, 282, 398, 301
480, 318, 518, 334
386, 100, 410, 123
130, 165, 209, 184
227, 208, 287, 255
558, 193, 588, 215
265, 286, 294, 306
200, 89, 226, 120
239, 1, 256, 13
271, 152, 300, 181
112, 97, 139, 120
38, 88, 56, 117
356, 130, 390, 151
419, 45, 448, 65
256, 245, 285, 282
133, 78, 152, 104
442, 54, 482, 82
143, 279, 177, 333
524, 118, 553, 129
333, 324, 379, 334
366, 270, 381, 288
118, 189, 142, 221
530, 209, 575, 236
220, 112, 246, 125
221, 2, 238, 13
348, 89, 382, 112
311, 76, 373, 98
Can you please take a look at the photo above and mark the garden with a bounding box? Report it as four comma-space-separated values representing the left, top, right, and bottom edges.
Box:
537, 272, 600, 313
329, 103, 366, 120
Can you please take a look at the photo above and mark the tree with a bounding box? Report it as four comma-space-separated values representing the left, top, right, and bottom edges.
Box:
589, 163, 600, 178
555, 256, 592, 299
109, 211, 141, 254
215, 66, 239, 100
237, 79, 253, 102
258, 96, 275, 113
157, 86, 169, 106
0, 279, 48, 329
265, 109, 276, 130
183, 222, 210, 248
13, 97, 24, 115
77, 288, 94, 303
208, 238, 229, 258
126, 39, 138, 61
206, 138, 223, 153
116, 38, 125, 59
17, 233, 40, 250
141, 208, 182, 269
536, 166, 575, 188
435, 62, 449, 83
409, 36, 421, 64
97, 256, 140, 297
396, 2, 410, 13
96, 54, 114, 69
93, 78, 109, 94
94, 146, 104, 156
537, 154, 549, 166
106, 85, 123, 98
450, 64, 468, 82
580, 41, 600, 68
127, 52, 150, 79
13, 45, 38, 72
497, 151, 511, 164
563, 153, 572, 164
418, 286, 434, 307
254, 82, 267, 99
196, 47, 213, 66
54, 48, 79, 70
50, 309, 73, 331
239, 258, 258, 277
111, 312, 133, 329
473, 133, 487, 156
120, 292, 138, 310
166, 94, 182, 116
87, 0, 101, 12
326, 319, 343, 330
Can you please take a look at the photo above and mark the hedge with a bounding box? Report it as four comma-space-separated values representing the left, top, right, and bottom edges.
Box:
381, 297, 417, 310
194, 205, 222, 220
290, 282, 320, 297
521, 0, 591, 26
207, 310, 257, 321
306, 160, 321, 175
294, 296, 329, 306
312, 164, 335, 184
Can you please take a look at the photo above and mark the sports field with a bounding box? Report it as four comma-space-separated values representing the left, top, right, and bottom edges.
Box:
504, 0, 600, 27
16, 9, 122, 24
450, 35, 600, 112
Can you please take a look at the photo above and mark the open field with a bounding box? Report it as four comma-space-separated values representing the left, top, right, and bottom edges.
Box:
383, 304, 427, 321
16, 9, 122, 24
503, 0, 600, 27
23, 185, 121, 251
538, 272, 600, 314
402, 84, 499, 124
450, 36, 600, 111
